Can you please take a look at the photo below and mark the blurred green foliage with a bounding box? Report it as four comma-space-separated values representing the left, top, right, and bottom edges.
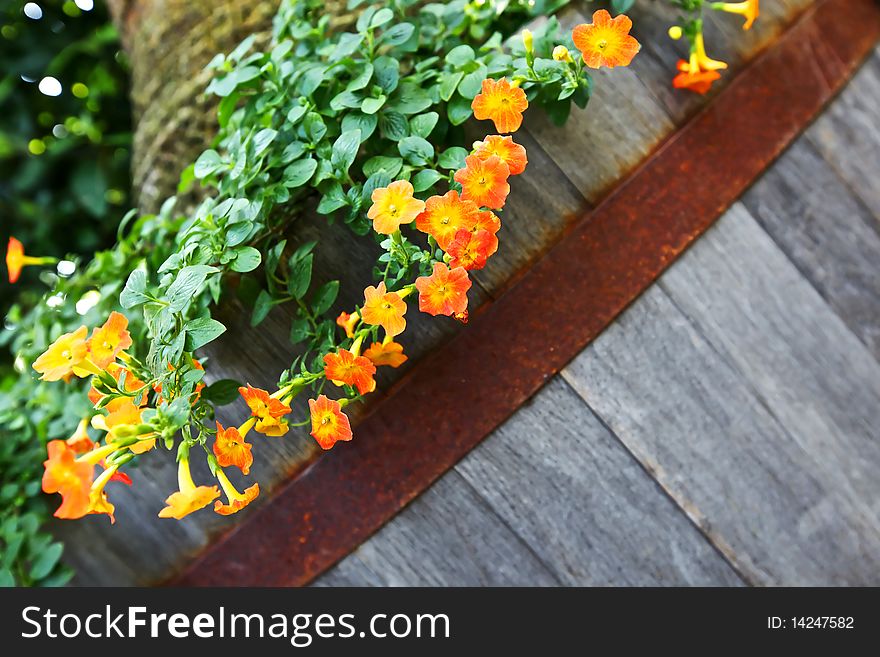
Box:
0, 0, 131, 586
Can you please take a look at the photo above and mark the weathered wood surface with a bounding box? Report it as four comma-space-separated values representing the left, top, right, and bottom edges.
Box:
56, 1, 822, 585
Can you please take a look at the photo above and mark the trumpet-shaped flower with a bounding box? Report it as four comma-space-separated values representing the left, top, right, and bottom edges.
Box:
361, 281, 407, 337
324, 348, 377, 395
309, 395, 353, 450
239, 385, 292, 436
336, 311, 360, 338
368, 180, 425, 235
66, 418, 96, 454
5, 236, 55, 283
158, 457, 220, 519
472, 135, 528, 176
87, 311, 133, 370
88, 464, 122, 524
213, 469, 260, 516
42, 440, 95, 520
713, 0, 759, 30
446, 228, 498, 271
454, 155, 511, 210
364, 340, 408, 368
415, 263, 471, 317
214, 422, 254, 475
572, 9, 641, 69
33, 326, 89, 382
471, 78, 529, 134
416, 191, 480, 251
673, 60, 722, 94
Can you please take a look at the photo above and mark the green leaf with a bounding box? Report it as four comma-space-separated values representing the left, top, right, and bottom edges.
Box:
379, 111, 409, 141
184, 317, 226, 351
202, 379, 242, 406
265, 239, 288, 277
289, 318, 311, 345
439, 71, 465, 101
317, 182, 348, 214
251, 128, 277, 158
303, 112, 327, 142
0, 568, 14, 587
382, 23, 415, 46
166, 265, 217, 312
120, 270, 148, 309
611, 0, 636, 14
229, 246, 262, 273
311, 280, 340, 315
446, 45, 475, 68
363, 155, 403, 179
29, 542, 63, 581
283, 158, 318, 188
288, 254, 314, 299
341, 112, 378, 141
361, 95, 387, 115
373, 56, 399, 93
194, 149, 223, 179
410, 112, 439, 139
251, 290, 275, 327
458, 65, 488, 99
447, 95, 473, 126
411, 169, 444, 192
286, 104, 308, 124
438, 146, 468, 170
331, 129, 362, 174
290, 240, 318, 264
389, 81, 433, 115
399, 136, 434, 166
369, 7, 394, 28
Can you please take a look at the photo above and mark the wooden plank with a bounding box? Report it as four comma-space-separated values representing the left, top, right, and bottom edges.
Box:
561, 205, 880, 584
806, 49, 880, 219
741, 139, 880, 358
315, 471, 560, 586
451, 377, 743, 585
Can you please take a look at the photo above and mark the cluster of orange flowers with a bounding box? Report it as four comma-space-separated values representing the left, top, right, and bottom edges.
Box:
669, 1, 760, 94
19, 11, 644, 523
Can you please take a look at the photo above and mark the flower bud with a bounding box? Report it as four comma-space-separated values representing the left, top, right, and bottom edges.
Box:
668, 25, 683, 40
522, 29, 534, 53
552, 45, 572, 62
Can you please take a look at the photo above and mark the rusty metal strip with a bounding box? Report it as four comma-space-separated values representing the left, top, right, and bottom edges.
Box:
175, 0, 880, 586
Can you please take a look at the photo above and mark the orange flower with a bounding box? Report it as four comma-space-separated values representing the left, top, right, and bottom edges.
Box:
213, 470, 260, 516
66, 418, 96, 454
239, 385, 292, 436
364, 340, 408, 368
454, 155, 510, 210
158, 457, 220, 519
42, 440, 95, 520
88, 464, 122, 524
446, 228, 498, 271
87, 311, 133, 370
686, 33, 728, 73
361, 281, 407, 337
33, 326, 89, 381
324, 348, 377, 395
572, 9, 641, 69
415, 190, 480, 251
308, 395, 353, 450
5, 236, 55, 283
474, 210, 501, 235
415, 262, 472, 317
714, 0, 759, 30
214, 422, 254, 475
472, 135, 528, 176
367, 180, 426, 235
471, 78, 528, 134
672, 60, 722, 94
336, 311, 360, 338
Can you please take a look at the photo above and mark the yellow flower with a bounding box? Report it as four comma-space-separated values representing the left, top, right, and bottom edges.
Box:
32, 326, 90, 381
213, 469, 260, 516
713, 0, 760, 31
367, 180, 426, 235
158, 456, 220, 519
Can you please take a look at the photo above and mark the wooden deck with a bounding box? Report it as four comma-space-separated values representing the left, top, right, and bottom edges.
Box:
54, 0, 880, 586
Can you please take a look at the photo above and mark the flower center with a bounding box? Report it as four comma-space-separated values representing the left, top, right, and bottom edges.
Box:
61, 349, 71, 360
597, 39, 608, 50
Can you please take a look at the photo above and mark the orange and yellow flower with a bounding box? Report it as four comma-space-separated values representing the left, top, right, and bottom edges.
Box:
32, 326, 89, 382
415, 262, 472, 317
364, 340, 407, 368
572, 9, 641, 69
214, 422, 254, 475
324, 348, 377, 395
472, 135, 528, 176
213, 469, 260, 516
308, 395, 353, 450
336, 311, 360, 338
42, 440, 95, 520
415, 190, 480, 250
239, 385, 292, 436
361, 281, 407, 337
88, 464, 121, 524
473, 210, 501, 235
672, 61, 722, 94
66, 418, 96, 454
87, 311, 133, 370
5, 236, 55, 283
471, 78, 529, 134
367, 180, 426, 235
446, 228, 498, 271
158, 456, 220, 519
713, 0, 759, 30
454, 155, 510, 210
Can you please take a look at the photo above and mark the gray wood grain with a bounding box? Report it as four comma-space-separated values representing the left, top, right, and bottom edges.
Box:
742, 139, 880, 358
806, 49, 880, 220
315, 471, 560, 586
562, 205, 880, 585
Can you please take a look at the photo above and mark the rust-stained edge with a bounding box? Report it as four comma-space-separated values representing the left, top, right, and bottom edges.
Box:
174, 0, 880, 586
